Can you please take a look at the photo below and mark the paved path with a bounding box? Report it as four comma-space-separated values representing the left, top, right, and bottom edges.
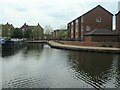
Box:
48, 41, 120, 54
27, 40, 48, 43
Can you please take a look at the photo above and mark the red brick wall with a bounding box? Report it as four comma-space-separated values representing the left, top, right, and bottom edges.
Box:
83, 6, 113, 33
116, 13, 120, 34
68, 6, 113, 41
74, 18, 81, 40
67, 23, 71, 38
70, 21, 75, 39
84, 36, 92, 42
60, 41, 98, 47
84, 35, 118, 42
58, 41, 119, 47
92, 36, 118, 42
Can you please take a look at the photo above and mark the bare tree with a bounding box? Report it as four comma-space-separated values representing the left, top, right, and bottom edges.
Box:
44, 25, 53, 35
44, 25, 53, 40
58, 25, 67, 30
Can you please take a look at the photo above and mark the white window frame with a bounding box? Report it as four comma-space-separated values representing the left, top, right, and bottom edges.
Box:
81, 16, 84, 22
71, 22, 74, 26
76, 19, 79, 25
76, 27, 78, 32
71, 35, 73, 38
81, 35, 83, 39
71, 28, 73, 33
96, 17, 101, 22
86, 26, 90, 31
81, 26, 83, 31
75, 35, 78, 38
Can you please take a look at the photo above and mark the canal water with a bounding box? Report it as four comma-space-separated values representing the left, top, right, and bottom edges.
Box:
1, 43, 120, 89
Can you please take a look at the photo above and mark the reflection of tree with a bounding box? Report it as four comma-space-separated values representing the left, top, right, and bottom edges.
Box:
67, 51, 114, 88
24, 43, 44, 54
2, 49, 15, 57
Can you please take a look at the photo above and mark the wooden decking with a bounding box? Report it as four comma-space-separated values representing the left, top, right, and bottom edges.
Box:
48, 41, 120, 54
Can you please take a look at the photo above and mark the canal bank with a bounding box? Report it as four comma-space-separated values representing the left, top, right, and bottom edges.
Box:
48, 41, 120, 54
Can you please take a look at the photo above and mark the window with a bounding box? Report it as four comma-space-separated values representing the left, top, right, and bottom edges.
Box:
76, 27, 78, 32
71, 28, 73, 33
96, 17, 101, 22
71, 22, 74, 26
81, 16, 84, 22
81, 26, 83, 31
71, 35, 73, 38
8, 32, 10, 35
86, 26, 90, 31
81, 35, 83, 39
22, 28, 25, 31
76, 19, 79, 25
75, 35, 78, 38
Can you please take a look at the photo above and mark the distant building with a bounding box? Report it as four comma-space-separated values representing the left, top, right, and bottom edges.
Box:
67, 5, 113, 41
20, 23, 44, 40
52, 29, 68, 40
2, 23, 15, 39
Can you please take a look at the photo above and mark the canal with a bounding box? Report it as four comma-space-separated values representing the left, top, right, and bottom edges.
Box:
1, 43, 120, 89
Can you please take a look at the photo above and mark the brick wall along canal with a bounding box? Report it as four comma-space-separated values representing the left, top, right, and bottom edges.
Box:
1, 43, 120, 89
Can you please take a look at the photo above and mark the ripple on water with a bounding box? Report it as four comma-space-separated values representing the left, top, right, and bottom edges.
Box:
3, 72, 53, 88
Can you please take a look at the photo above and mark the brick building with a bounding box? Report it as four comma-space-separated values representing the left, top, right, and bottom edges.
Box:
68, 5, 113, 41
116, 4, 120, 45
84, 29, 118, 42
2, 23, 15, 39
20, 23, 44, 40
52, 29, 68, 40
116, 11, 120, 34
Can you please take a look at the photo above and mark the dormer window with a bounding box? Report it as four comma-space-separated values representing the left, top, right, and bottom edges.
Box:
96, 17, 101, 22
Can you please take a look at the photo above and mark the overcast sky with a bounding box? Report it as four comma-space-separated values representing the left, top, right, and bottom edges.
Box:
0, 0, 120, 30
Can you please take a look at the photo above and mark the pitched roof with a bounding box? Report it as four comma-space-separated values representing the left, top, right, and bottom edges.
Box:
68, 5, 113, 24
21, 23, 43, 31
84, 29, 118, 36
82, 5, 113, 16
115, 11, 120, 16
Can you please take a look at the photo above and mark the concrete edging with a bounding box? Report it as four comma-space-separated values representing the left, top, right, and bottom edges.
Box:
48, 41, 120, 54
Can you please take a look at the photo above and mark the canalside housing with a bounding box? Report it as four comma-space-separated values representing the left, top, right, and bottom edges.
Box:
68, 5, 115, 41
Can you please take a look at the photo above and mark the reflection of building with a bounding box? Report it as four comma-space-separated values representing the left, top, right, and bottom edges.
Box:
2, 23, 15, 39
67, 51, 114, 88
68, 5, 114, 41
20, 23, 44, 40
25, 43, 44, 54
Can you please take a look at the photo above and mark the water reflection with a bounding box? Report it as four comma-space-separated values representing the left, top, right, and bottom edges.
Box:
1, 43, 120, 89
25, 43, 44, 53
2, 49, 15, 57
67, 51, 120, 88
